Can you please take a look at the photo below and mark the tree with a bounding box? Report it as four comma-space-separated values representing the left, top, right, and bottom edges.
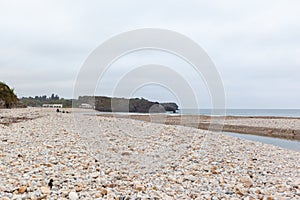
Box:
41, 95, 47, 101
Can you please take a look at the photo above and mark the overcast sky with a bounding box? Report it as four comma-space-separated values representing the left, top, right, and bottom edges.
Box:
1, 0, 300, 108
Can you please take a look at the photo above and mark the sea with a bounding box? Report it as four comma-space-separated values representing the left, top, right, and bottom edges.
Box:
82, 108, 300, 117
222, 132, 300, 152
178, 109, 300, 117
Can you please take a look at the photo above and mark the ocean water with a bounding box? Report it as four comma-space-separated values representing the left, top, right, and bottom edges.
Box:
221, 132, 300, 152
178, 109, 300, 117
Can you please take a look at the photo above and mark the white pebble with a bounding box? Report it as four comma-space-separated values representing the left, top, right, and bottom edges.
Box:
69, 191, 78, 200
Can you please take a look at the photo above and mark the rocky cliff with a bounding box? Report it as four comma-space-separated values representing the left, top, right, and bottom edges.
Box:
0, 82, 26, 108
78, 96, 178, 113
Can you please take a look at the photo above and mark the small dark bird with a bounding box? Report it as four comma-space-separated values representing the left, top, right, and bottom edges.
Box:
48, 179, 54, 189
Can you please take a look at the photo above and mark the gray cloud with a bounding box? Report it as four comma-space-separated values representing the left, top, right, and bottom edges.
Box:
0, 0, 299, 108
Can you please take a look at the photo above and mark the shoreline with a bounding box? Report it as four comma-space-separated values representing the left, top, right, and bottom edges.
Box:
2, 108, 300, 140
96, 114, 300, 141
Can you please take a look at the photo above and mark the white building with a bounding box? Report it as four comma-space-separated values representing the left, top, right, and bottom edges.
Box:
79, 103, 93, 109
42, 104, 63, 108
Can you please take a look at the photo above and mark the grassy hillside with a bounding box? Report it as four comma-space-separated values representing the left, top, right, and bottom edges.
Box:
20, 95, 72, 108
0, 82, 18, 108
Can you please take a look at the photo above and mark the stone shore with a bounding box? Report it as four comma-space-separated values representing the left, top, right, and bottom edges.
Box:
101, 114, 300, 140
0, 108, 299, 199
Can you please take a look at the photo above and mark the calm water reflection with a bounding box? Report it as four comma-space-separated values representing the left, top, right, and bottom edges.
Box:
221, 132, 300, 152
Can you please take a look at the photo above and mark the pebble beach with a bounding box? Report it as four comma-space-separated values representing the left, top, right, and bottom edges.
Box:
104, 114, 300, 140
0, 108, 300, 199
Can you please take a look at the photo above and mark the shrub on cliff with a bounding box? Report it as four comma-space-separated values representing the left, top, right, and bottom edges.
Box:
0, 82, 18, 108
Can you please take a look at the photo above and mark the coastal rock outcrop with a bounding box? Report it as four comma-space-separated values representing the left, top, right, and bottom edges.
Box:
0, 82, 26, 108
77, 96, 178, 113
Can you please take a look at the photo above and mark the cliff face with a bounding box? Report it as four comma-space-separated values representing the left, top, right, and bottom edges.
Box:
160, 103, 179, 112
0, 82, 25, 109
78, 96, 178, 113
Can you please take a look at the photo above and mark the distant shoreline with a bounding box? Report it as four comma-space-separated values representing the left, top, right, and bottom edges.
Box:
179, 109, 300, 117
96, 113, 300, 141
2, 108, 300, 141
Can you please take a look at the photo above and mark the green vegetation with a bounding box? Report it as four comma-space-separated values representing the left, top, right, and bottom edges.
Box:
0, 82, 18, 108
21, 94, 72, 108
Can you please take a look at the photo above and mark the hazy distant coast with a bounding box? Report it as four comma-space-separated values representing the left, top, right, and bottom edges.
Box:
76, 96, 178, 113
